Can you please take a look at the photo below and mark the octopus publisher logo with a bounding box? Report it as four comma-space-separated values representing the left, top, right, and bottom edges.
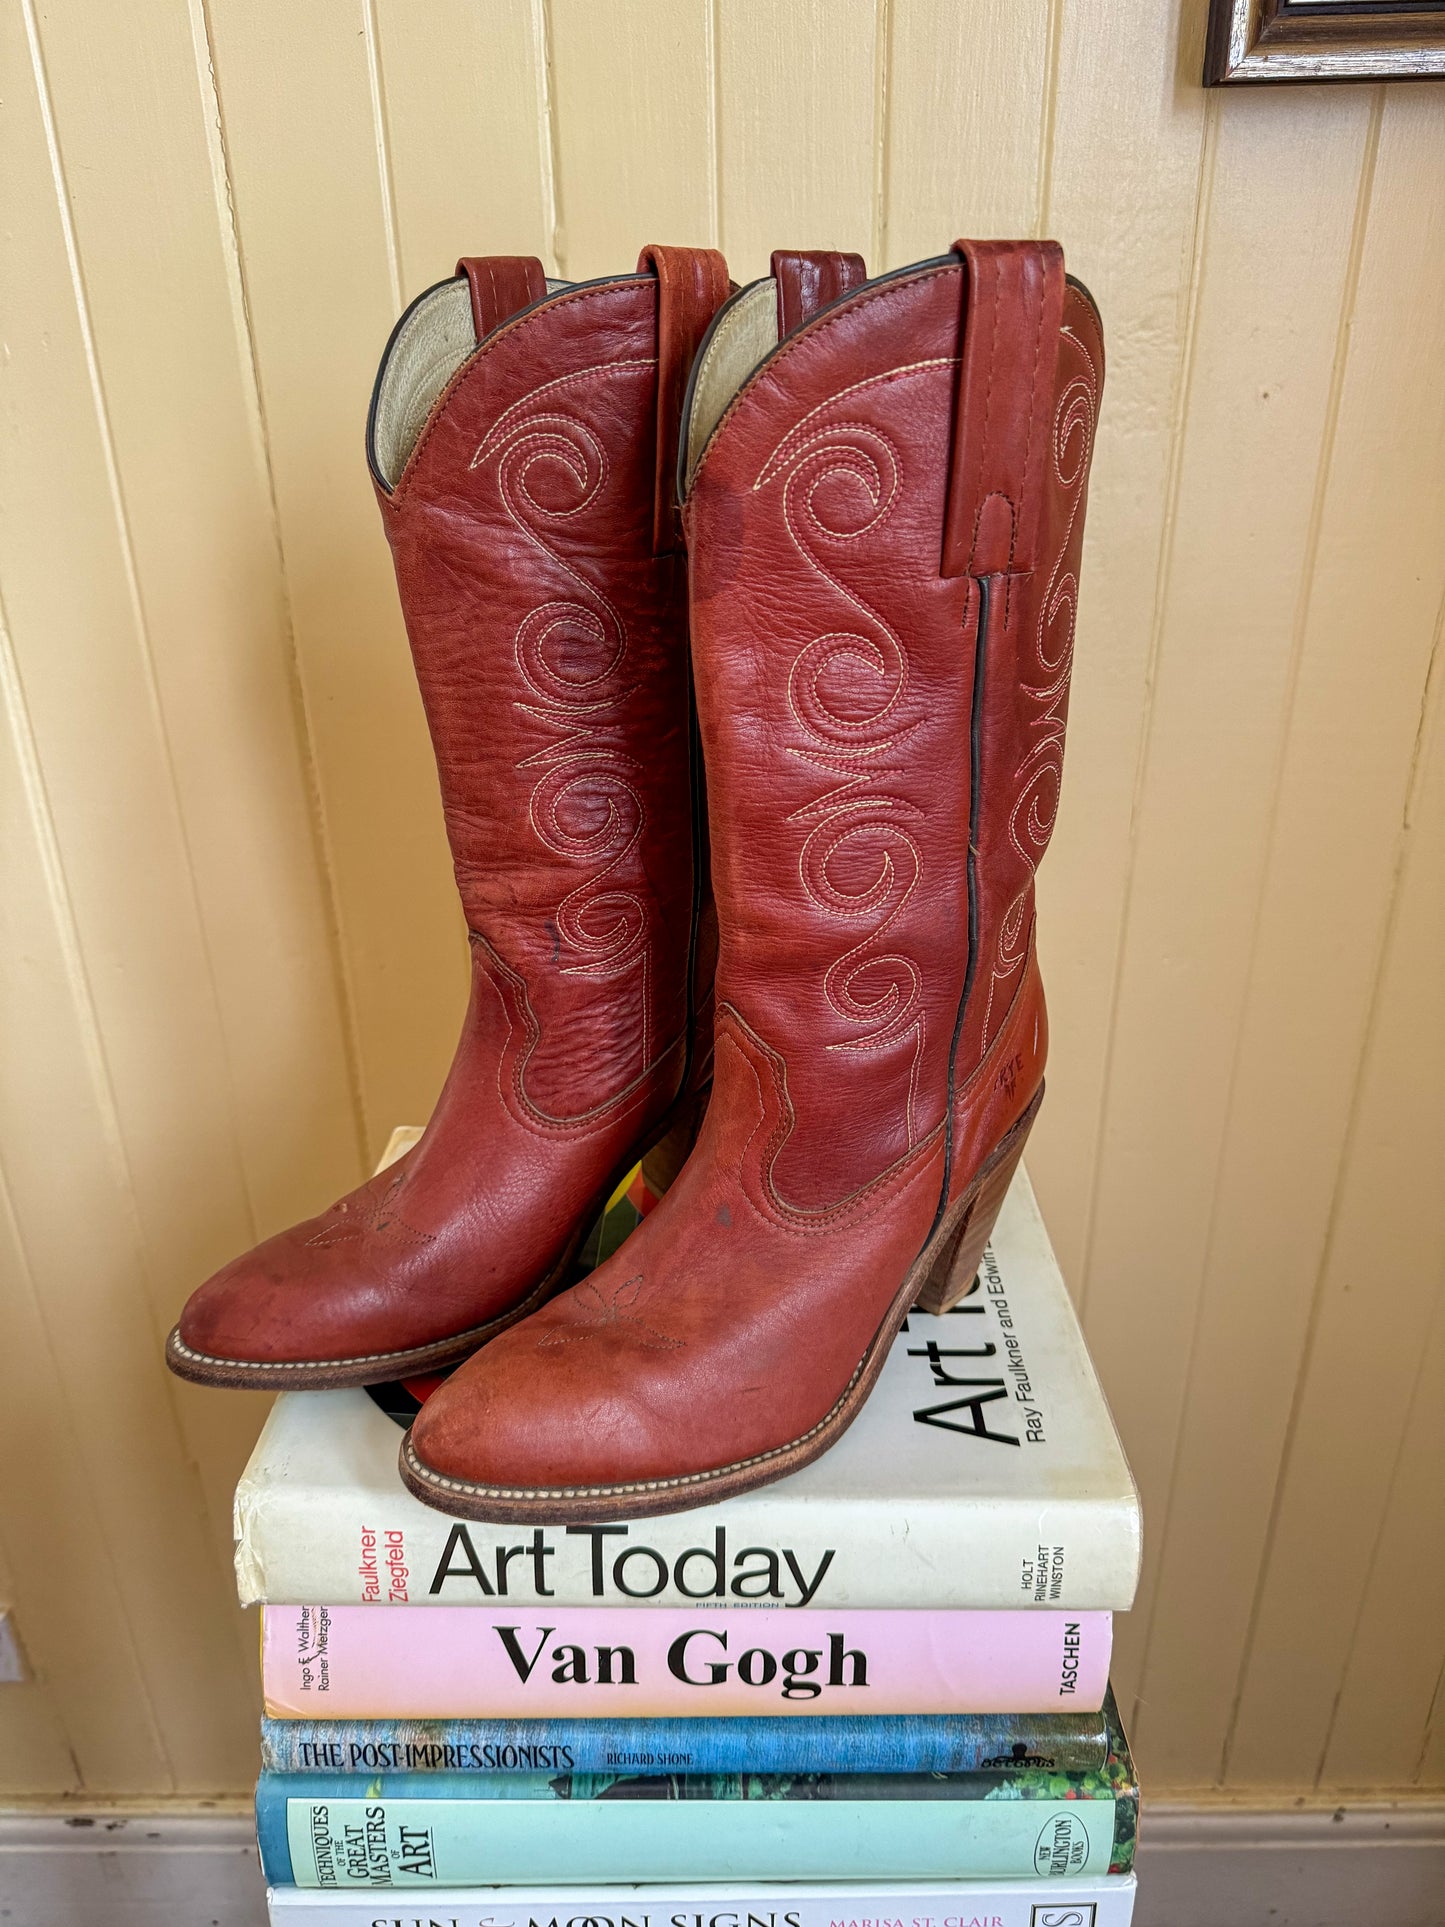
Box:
1030, 1907, 1097, 1927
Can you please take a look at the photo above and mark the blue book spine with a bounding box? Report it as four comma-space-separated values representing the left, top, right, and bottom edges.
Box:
260, 1711, 1108, 1777
256, 1771, 1125, 1888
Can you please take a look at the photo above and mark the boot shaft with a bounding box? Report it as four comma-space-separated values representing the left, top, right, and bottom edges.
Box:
682, 245, 1102, 1209
370, 251, 727, 1117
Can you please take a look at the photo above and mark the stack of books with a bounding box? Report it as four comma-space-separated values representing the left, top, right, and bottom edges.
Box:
243, 1134, 1143, 1926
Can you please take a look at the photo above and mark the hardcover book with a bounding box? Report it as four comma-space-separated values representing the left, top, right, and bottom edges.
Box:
260, 1704, 1114, 1777
235, 1169, 1139, 1613
264, 1874, 1139, 1927
260, 1605, 1112, 1719
255, 1714, 1139, 1887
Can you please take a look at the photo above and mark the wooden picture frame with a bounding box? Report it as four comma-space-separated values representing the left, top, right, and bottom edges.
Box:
1205, 0, 1445, 81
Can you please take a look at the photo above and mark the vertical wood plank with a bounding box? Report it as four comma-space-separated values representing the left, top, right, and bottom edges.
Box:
1305, 589, 1445, 1791
0, 0, 267, 1787
375, 0, 555, 297
1026, 0, 1210, 1287
0, 1525, 78, 1796
1321, 1260, 1445, 1786
1417, 1652, 1445, 1788
33, 0, 362, 1236
714, 0, 878, 280
1136, 84, 1445, 1786
28, 0, 367, 1597
1076, 87, 1376, 1774
1, 0, 253, 1372
1217, 89, 1445, 1790
548, 0, 716, 280
885, 0, 1053, 259
205, 0, 466, 1154
0, 621, 255, 1791
0, 1151, 177, 1796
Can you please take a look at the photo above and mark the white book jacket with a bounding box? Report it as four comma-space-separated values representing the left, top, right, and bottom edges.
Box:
234, 1170, 1140, 1613
265, 1876, 1139, 1927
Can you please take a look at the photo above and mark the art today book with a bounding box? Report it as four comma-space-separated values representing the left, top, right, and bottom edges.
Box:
236, 1176, 1140, 1613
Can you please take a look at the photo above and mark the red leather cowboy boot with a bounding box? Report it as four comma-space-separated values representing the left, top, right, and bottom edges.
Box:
167, 246, 730, 1390
401, 241, 1102, 1519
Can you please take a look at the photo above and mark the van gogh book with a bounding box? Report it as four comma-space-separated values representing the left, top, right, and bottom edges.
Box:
234, 1171, 1139, 1612
261, 1706, 1113, 1776
263, 1874, 1139, 1927
255, 1744, 1139, 1887
261, 1605, 1111, 1719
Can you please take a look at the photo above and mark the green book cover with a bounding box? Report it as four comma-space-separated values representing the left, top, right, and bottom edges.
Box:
259, 1691, 1137, 1888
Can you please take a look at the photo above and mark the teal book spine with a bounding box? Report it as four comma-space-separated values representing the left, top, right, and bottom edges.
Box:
259, 1709, 1111, 1776
256, 1767, 1133, 1888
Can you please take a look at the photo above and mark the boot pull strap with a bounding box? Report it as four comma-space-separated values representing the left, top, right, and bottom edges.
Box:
941, 239, 1065, 581
770, 250, 868, 337
455, 256, 548, 344
637, 244, 732, 553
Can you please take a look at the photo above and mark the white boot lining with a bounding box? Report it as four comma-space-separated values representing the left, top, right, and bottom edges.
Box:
682, 278, 780, 490
371, 275, 569, 489
376, 270, 782, 497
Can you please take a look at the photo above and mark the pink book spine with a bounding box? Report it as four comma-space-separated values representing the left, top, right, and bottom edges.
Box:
262, 1606, 1111, 1719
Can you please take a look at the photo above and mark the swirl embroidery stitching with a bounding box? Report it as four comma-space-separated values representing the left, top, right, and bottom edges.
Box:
757, 368, 950, 1147
982, 326, 1099, 1048
471, 365, 656, 1061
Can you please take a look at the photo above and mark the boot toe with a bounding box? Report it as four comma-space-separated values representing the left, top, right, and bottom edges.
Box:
407, 1325, 665, 1497
177, 1243, 327, 1367
175, 1210, 414, 1370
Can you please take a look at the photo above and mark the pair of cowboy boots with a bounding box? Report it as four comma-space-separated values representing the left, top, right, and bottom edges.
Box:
169, 238, 1103, 1526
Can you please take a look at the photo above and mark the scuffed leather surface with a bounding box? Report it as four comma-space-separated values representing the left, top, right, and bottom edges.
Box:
179, 271, 717, 1368
412, 960, 1042, 1489
409, 249, 1102, 1493
181, 940, 686, 1364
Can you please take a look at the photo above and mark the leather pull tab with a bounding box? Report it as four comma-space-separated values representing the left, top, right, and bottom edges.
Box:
770, 250, 868, 337
455, 256, 548, 343
941, 239, 1066, 581
637, 244, 731, 553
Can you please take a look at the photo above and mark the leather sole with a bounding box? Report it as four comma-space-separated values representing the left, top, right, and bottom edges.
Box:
164, 1090, 708, 1393
398, 1084, 1043, 1522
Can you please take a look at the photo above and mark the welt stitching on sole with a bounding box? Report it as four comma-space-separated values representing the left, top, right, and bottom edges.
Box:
403, 1330, 884, 1501
167, 1322, 511, 1372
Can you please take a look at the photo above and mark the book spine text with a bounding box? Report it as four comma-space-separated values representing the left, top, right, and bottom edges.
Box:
262, 1874, 1139, 1927
257, 1776, 1125, 1887
261, 1606, 1112, 1719
259, 1710, 1111, 1776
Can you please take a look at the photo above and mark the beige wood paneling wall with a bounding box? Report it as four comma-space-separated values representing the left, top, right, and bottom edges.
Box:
1, 0, 1441, 1799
